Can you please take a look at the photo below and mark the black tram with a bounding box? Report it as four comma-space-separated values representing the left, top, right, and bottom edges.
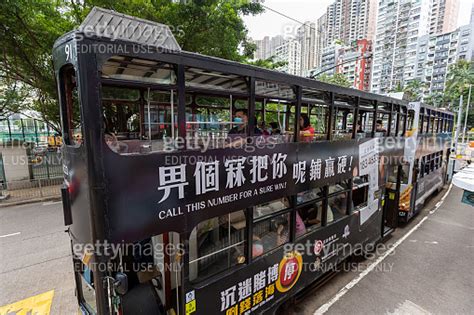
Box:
53, 8, 453, 315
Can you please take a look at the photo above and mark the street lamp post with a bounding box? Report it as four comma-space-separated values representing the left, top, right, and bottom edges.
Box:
461, 84, 472, 144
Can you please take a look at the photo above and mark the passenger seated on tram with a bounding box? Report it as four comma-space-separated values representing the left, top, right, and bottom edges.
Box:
269, 122, 281, 135
228, 109, 262, 135
299, 113, 315, 141
376, 119, 387, 133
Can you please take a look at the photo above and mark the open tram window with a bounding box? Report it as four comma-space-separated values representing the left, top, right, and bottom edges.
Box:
327, 182, 350, 221
100, 56, 180, 154
261, 99, 293, 142
357, 110, 374, 137
333, 107, 354, 140
59, 65, 83, 146
352, 175, 369, 209
185, 95, 233, 148
407, 110, 415, 132
398, 107, 407, 136
253, 212, 291, 257
296, 199, 323, 237
302, 88, 331, 141
189, 210, 247, 282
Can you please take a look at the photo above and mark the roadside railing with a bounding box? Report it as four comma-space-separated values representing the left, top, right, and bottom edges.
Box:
0, 177, 63, 206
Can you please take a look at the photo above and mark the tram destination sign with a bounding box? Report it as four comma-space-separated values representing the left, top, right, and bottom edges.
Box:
104, 141, 358, 242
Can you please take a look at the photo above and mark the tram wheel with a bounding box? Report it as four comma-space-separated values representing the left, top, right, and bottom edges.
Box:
121, 283, 165, 315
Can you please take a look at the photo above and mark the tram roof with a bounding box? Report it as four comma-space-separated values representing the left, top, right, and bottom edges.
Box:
54, 7, 453, 115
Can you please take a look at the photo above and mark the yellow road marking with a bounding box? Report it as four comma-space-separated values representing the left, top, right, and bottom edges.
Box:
0, 290, 54, 315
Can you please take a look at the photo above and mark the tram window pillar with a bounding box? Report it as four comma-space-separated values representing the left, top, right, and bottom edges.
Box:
352, 97, 360, 139
294, 86, 302, 142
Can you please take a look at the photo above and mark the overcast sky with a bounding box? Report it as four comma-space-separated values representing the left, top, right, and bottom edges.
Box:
243, 0, 474, 40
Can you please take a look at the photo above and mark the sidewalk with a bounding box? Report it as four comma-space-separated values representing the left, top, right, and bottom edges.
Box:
315, 185, 474, 314
0, 181, 62, 207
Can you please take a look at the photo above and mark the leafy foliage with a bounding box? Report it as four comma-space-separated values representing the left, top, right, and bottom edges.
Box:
316, 73, 352, 88
245, 56, 288, 70
0, 0, 263, 130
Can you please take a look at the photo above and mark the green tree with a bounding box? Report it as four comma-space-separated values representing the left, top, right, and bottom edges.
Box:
445, 59, 474, 108
403, 79, 426, 102
245, 56, 287, 70
316, 73, 352, 88
389, 82, 404, 93
0, 0, 263, 130
424, 92, 447, 108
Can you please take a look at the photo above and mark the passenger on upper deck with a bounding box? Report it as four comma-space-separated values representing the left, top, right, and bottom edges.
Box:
376, 119, 387, 133
299, 113, 315, 141
228, 109, 262, 136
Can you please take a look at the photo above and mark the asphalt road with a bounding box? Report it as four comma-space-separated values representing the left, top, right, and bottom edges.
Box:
295, 185, 474, 314
0, 200, 76, 314
0, 186, 472, 314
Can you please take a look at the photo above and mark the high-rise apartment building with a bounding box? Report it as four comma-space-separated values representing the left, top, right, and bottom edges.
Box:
321, 0, 377, 48
252, 35, 284, 61
371, 0, 433, 94
315, 39, 372, 91
297, 22, 319, 77
414, 25, 472, 98
429, 0, 459, 35
274, 39, 302, 76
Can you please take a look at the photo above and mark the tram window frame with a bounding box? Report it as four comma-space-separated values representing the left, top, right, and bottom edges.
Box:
252, 197, 293, 258
332, 106, 355, 141
189, 209, 248, 283
309, 102, 330, 141
59, 64, 83, 147
302, 87, 331, 142
357, 110, 375, 136
327, 181, 351, 223
352, 175, 369, 209
295, 197, 324, 238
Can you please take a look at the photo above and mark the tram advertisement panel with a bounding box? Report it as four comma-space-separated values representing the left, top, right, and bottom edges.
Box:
185, 214, 361, 315
103, 141, 358, 242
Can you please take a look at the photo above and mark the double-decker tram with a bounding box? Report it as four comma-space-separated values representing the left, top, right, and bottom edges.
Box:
397, 103, 454, 222
54, 8, 453, 315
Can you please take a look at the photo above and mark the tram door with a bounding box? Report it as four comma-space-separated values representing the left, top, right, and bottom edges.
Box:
383, 164, 402, 231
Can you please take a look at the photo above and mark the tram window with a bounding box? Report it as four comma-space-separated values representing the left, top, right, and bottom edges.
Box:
398, 114, 407, 136
253, 212, 290, 256
310, 104, 330, 141
327, 191, 349, 222
189, 210, 247, 282
254, 197, 291, 219
400, 164, 410, 184
407, 111, 415, 131
297, 187, 324, 204
333, 108, 354, 140
264, 101, 293, 142
376, 113, 388, 135
60, 65, 83, 146
357, 111, 374, 136
188, 95, 233, 145
297, 200, 323, 237
390, 112, 398, 136
353, 175, 369, 209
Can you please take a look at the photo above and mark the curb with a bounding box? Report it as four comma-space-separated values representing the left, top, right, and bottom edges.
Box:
0, 196, 62, 208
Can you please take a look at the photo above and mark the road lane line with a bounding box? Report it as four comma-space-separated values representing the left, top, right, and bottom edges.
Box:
313, 184, 452, 315
0, 232, 21, 238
